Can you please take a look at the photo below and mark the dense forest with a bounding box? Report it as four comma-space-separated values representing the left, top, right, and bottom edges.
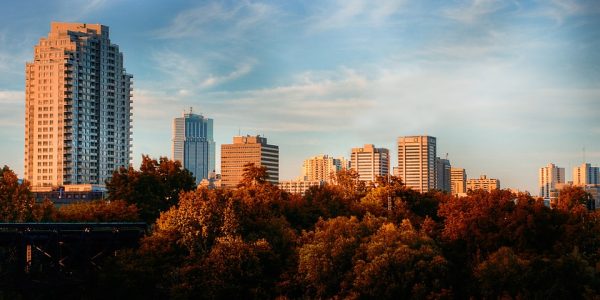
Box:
0, 157, 599, 299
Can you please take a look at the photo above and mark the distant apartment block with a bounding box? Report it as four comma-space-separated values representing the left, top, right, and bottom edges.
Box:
172, 109, 215, 185
279, 180, 325, 196
467, 175, 500, 192
539, 163, 565, 200
450, 168, 467, 196
397, 136, 436, 193
350, 144, 390, 182
573, 163, 599, 186
221, 135, 279, 187
302, 155, 349, 182
435, 157, 451, 192
25, 22, 132, 188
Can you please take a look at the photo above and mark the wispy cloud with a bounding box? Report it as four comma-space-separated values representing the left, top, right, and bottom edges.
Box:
200, 59, 256, 88
155, 2, 278, 40
443, 0, 510, 24
307, 0, 406, 31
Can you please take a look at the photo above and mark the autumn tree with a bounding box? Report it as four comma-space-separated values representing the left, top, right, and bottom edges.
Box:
0, 166, 35, 222
106, 155, 196, 222
350, 220, 450, 299
55, 200, 139, 222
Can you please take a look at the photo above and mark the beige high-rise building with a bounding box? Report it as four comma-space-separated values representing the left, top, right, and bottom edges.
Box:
25, 22, 132, 188
467, 175, 500, 192
278, 180, 325, 196
573, 163, 599, 186
221, 135, 279, 187
350, 144, 390, 182
397, 136, 436, 193
450, 168, 467, 196
301, 154, 349, 182
539, 163, 565, 199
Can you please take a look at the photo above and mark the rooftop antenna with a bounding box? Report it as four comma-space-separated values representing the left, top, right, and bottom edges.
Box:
583, 146, 586, 164
445, 153, 448, 160
189, 106, 193, 114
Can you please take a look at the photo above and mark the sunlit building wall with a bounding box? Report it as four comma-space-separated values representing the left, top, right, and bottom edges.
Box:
350, 144, 390, 182
539, 163, 565, 199
573, 163, 599, 186
25, 22, 132, 188
221, 135, 279, 187
450, 168, 467, 196
467, 175, 500, 192
397, 136, 436, 193
301, 154, 349, 182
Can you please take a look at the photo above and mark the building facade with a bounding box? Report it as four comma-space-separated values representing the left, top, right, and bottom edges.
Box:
539, 163, 565, 199
278, 180, 325, 196
435, 157, 451, 192
221, 135, 279, 187
25, 22, 132, 188
397, 136, 436, 193
573, 163, 600, 186
450, 168, 467, 196
172, 109, 215, 185
467, 175, 500, 192
301, 155, 349, 182
350, 144, 390, 182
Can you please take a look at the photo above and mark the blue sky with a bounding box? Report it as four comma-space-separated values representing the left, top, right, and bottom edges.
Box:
1, 0, 599, 193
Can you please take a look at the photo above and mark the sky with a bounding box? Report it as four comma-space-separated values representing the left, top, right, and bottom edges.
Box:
1, 0, 599, 193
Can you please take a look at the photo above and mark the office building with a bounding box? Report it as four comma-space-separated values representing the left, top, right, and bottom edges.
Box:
350, 144, 390, 182
467, 175, 500, 192
539, 163, 565, 200
397, 135, 436, 193
279, 180, 325, 196
221, 135, 279, 187
435, 157, 451, 192
301, 155, 349, 182
172, 109, 215, 185
573, 163, 600, 186
25, 22, 132, 188
450, 168, 467, 196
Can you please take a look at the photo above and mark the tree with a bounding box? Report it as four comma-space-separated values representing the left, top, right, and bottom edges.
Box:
351, 220, 450, 299
238, 163, 269, 187
0, 166, 35, 222
297, 215, 384, 298
106, 155, 196, 222
55, 200, 139, 222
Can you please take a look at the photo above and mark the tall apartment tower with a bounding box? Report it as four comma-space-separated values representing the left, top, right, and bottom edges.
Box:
350, 144, 390, 182
573, 163, 599, 186
539, 163, 565, 198
450, 168, 467, 196
302, 155, 349, 182
25, 22, 132, 188
172, 109, 215, 185
435, 157, 451, 192
221, 135, 279, 187
397, 136, 436, 193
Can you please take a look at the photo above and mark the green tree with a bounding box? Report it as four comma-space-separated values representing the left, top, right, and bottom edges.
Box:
106, 155, 196, 222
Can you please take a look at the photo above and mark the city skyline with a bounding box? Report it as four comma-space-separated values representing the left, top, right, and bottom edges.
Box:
1, 1, 599, 194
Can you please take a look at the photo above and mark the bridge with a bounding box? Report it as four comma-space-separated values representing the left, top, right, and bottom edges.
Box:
0, 222, 147, 293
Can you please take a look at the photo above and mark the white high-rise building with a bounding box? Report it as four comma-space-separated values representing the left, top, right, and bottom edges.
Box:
172, 109, 215, 185
350, 144, 390, 182
397, 136, 436, 193
25, 22, 132, 188
539, 163, 565, 199
301, 154, 349, 182
573, 163, 599, 186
